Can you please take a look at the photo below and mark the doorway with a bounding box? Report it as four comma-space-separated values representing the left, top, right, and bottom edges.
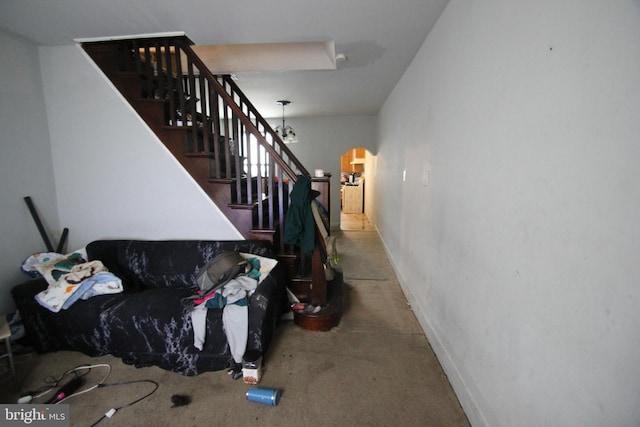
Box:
340, 148, 374, 231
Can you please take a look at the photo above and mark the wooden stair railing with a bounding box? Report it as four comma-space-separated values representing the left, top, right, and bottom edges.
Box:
82, 36, 340, 328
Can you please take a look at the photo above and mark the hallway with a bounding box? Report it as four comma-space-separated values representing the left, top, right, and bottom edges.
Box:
339, 212, 375, 231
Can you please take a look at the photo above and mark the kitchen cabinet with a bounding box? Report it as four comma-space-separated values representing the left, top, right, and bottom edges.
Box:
341, 148, 365, 173
342, 184, 363, 214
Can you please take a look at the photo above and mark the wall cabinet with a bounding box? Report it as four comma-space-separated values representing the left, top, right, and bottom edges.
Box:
341, 148, 365, 173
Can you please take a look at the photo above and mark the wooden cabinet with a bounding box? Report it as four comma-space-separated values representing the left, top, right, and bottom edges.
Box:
341, 148, 365, 173
342, 184, 363, 213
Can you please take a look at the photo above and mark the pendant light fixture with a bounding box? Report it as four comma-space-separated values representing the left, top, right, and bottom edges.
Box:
275, 100, 298, 144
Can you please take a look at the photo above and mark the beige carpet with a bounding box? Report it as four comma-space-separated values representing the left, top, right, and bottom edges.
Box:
0, 230, 469, 427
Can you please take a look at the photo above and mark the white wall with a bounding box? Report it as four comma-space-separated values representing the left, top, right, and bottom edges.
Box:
374, 1, 640, 426
39, 45, 242, 250
363, 147, 378, 221
0, 30, 59, 313
278, 115, 377, 229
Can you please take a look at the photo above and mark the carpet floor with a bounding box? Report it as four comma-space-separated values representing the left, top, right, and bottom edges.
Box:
0, 229, 469, 427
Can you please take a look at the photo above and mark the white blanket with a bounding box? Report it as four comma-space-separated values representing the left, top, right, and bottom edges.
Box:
35, 260, 123, 312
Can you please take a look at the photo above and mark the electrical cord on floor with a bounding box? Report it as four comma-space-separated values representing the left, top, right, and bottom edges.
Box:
55, 364, 112, 403
21, 362, 158, 426
19, 363, 110, 403
88, 379, 159, 427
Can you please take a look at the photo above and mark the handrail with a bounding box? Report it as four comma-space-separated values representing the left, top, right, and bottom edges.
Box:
218, 74, 309, 178
176, 38, 308, 181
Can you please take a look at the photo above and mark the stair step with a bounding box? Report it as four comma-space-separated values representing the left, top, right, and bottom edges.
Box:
228, 203, 255, 210
137, 98, 165, 106
134, 98, 166, 129
277, 253, 298, 279
113, 71, 143, 101
185, 152, 216, 158
117, 70, 139, 79
250, 228, 276, 236
293, 275, 343, 331
289, 276, 313, 303
207, 178, 234, 184
163, 125, 190, 132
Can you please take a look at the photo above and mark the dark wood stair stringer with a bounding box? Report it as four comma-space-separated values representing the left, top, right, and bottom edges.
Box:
131, 92, 272, 241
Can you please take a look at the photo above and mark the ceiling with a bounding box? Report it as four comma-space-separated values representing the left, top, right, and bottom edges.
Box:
0, 0, 449, 119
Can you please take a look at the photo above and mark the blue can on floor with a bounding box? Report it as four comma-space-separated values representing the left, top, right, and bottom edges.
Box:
246, 387, 281, 406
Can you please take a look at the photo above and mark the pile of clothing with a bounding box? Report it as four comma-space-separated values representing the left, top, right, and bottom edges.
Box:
187, 253, 278, 377
21, 251, 123, 313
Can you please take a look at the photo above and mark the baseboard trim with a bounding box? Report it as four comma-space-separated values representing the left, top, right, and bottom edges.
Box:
374, 226, 488, 427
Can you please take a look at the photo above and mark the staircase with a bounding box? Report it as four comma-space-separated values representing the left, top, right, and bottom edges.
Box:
82, 35, 341, 330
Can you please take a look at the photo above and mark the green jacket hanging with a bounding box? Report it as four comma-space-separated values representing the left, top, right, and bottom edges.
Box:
284, 175, 318, 255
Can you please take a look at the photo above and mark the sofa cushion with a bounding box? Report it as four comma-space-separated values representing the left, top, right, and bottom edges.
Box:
86, 240, 144, 292
117, 241, 197, 289
101, 287, 230, 374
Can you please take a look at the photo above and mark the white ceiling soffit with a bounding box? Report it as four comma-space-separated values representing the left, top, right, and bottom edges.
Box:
190, 41, 336, 73
74, 31, 187, 44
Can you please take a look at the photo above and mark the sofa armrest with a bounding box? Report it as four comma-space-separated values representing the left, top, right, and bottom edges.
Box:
246, 261, 289, 359
11, 278, 49, 351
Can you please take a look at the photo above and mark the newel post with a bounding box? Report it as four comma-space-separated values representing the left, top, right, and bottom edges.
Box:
311, 174, 331, 225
